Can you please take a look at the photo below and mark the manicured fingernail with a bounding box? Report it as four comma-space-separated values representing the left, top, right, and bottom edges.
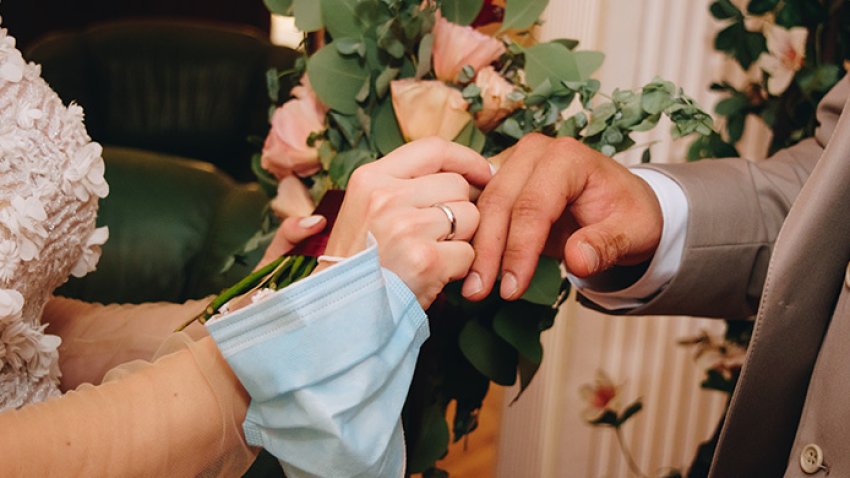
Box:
462, 272, 483, 297
579, 242, 599, 273
299, 215, 324, 228
489, 163, 498, 175
500, 272, 518, 299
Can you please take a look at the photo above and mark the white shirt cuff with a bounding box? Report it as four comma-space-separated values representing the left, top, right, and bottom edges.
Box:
569, 168, 688, 310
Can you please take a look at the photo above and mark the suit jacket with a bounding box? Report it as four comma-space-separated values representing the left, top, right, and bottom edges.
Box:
599, 75, 850, 477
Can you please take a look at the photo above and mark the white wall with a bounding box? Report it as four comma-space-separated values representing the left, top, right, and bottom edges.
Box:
495, 1, 770, 476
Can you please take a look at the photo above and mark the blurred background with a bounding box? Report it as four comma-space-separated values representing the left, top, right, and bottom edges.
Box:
0, 0, 789, 477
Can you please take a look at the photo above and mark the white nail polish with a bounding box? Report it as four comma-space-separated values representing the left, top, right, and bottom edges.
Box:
299, 215, 324, 228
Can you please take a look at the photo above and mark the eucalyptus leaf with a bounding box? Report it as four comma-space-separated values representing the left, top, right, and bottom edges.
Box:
492, 302, 548, 362
440, 0, 484, 25
551, 38, 580, 50
501, 0, 549, 32
375, 67, 400, 98
307, 44, 370, 114
514, 354, 541, 402
407, 402, 450, 473
524, 43, 604, 89
265, 68, 280, 103
459, 320, 518, 386
520, 257, 563, 305
416, 33, 434, 79
294, 0, 323, 31
373, 99, 405, 155
329, 148, 375, 188
321, 0, 362, 39
335, 38, 364, 56
453, 121, 486, 153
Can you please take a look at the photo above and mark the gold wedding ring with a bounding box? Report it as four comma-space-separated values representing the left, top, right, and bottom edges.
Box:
432, 203, 457, 241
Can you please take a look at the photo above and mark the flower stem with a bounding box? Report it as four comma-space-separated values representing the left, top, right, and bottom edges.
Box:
614, 425, 648, 478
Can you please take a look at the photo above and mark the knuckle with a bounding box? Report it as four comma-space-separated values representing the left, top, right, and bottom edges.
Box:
348, 167, 375, 192
408, 243, 439, 275
477, 188, 512, 214
366, 188, 396, 217
420, 136, 448, 151
596, 229, 631, 268
512, 195, 548, 222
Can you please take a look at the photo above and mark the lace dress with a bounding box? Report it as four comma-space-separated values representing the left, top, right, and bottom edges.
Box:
0, 18, 109, 410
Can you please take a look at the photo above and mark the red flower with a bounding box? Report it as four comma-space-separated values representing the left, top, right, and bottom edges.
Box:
471, 0, 505, 28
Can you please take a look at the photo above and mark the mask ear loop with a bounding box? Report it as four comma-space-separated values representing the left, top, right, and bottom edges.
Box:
317, 255, 346, 264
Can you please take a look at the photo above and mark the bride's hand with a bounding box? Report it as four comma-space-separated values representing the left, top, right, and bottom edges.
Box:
255, 215, 327, 270
323, 137, 493, 308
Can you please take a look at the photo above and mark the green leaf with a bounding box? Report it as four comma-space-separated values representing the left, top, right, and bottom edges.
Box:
373, 98, 405, 155
265, 68, 281, 104
440, 0, 484, 25
641, 89, 674, 115
709, 0, 742, 20
500, 0, 549, 32
335, 38, 364, 56
321, 0, 362, 39
492, 302, 547, 363
453, 121, 486, 153
747, 0, 779, 15
617, 400, 643, 426
329, 148, 376, 188
375, 67, 399, 98
407, 402, 450, 473
416, 33, 434, 79
585, 102, 616, 137
520, 257, 562, 305
514, 354, 541, 402
294, 0, 323, 31
264, 0, 294, 16
551, 38, 580, 50
714, 95, 748, 116
459, 320, 518, 386
641, 148, 651, 163
307, 44, 370, 114
423, 468, 450, 478
524, 43, 604, 89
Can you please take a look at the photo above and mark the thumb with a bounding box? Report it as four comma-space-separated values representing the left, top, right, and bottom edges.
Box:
256, 215, 326, 270
563, 221, 630, 278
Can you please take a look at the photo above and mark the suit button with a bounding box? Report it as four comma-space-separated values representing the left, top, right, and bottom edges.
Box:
800, 443, 824, 474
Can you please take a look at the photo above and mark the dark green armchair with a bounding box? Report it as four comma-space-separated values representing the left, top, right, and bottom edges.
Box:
58, 146, 268, 303
27, 18, 299, 182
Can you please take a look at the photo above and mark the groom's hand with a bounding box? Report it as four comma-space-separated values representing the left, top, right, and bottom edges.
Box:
462, 134, 664, 301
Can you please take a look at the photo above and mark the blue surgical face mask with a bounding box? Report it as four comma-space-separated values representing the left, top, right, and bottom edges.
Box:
207, 238, 429, 478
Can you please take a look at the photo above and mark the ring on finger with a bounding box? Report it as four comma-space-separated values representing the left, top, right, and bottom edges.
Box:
431, 203, 457, 241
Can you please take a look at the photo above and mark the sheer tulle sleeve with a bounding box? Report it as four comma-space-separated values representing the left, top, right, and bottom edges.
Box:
43, 297, 210, 390
0, 298, 257, 477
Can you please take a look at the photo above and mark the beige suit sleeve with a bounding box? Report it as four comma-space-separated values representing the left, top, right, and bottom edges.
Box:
594, 76, 849, 319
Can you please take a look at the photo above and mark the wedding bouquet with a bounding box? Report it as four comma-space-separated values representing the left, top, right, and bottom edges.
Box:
196, 0, 715, 474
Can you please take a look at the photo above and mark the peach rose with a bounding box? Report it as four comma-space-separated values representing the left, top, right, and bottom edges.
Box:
432, 14, 506, 83
474, 66, 521, 131
270, 174, 316, 219
261, 75, 328, 179
390, 79, 472, 141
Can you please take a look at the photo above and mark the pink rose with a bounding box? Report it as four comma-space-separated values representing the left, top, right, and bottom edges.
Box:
474, 66, 521, 131
261, 75, 328, 179
432, 14, 506, 83
390, 79, 472, 141
270, 174, 316, 219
